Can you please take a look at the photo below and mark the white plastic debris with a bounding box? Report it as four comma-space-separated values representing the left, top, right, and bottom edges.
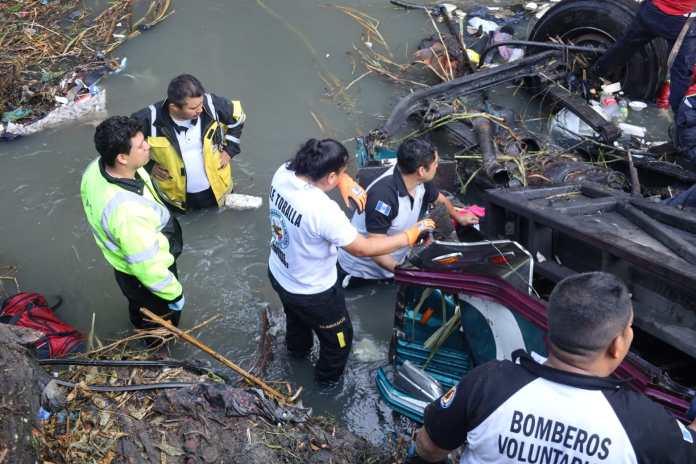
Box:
524, 2, 539, 11
467, 17, 499, 34
2, 89, 106, 138
535, 4, 553, 18
549, 107, 599, 143
629, 101, 647, 112
223, 193, 263, 210
618, 123, 647, 138
601, 82, 622, 94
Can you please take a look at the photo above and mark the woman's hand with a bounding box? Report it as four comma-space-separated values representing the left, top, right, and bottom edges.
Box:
337, 173, 367, 213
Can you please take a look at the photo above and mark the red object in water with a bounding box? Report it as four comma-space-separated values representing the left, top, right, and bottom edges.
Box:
656, 80, 671, 109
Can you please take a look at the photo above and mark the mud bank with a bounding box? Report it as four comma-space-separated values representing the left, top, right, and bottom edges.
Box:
0, 323, 403, 464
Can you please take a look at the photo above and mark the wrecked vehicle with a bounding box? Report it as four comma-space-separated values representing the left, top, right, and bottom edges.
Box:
355, 0, 696, 423
376, 240, 692, 424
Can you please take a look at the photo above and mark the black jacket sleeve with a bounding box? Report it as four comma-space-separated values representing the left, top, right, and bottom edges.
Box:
131, 106, 153, 138
211, 93, 245, 157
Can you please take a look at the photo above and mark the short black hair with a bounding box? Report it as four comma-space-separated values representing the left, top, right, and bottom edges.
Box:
547, 272, 632, 356
287, 138, 349, 181
94, 116, 143, 166
167, 74, 205, 107
397, 138, 437, 174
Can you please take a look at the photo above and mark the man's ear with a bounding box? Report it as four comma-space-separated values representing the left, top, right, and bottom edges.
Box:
114, 153, 129, 166
607, 332, 629, 360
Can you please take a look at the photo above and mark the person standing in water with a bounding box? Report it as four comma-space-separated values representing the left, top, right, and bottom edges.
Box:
267, 138, 434, 383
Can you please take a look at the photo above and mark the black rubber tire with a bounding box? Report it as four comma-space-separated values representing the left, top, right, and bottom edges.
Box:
529, 0, 668, 101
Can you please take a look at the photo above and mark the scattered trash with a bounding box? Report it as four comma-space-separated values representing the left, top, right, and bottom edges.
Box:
223, 193, 263, 210
525, 2, 539, 11
618, 122, 647, 139
629, 101, 648, 112
549, 107, 599, 143
467, 16, 499, 35
2, 89, 106, 140
1, 108, 32, 123
0, 0, 174, 140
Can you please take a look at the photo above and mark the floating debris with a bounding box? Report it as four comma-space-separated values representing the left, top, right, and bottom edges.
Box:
0, 0, 173, 140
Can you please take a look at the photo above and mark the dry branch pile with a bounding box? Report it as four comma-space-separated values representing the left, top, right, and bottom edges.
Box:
0, 0, 172, 123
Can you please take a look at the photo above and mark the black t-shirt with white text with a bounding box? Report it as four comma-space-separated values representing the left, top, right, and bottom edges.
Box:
424, 352, 696, 463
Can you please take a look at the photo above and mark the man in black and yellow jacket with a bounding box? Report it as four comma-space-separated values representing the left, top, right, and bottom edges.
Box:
131, 74, 245, 212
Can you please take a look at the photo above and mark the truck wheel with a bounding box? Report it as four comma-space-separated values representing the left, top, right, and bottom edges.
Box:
529, 0, 667, 101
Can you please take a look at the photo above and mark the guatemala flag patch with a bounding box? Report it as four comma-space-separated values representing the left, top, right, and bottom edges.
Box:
375, 200, 392, 216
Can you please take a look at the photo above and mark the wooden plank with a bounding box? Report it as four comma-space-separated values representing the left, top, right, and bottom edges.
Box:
536, 261, 577, 282
629, 199, 696, 235
580, 182, 630, 199
516, 184, 580, 201
616, 203, 696, 265
484, 188, 696, 288
556, 198, 618, 216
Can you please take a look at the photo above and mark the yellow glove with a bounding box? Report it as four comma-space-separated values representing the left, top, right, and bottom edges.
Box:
404, 219, 435, 246
337, 173, 367, 213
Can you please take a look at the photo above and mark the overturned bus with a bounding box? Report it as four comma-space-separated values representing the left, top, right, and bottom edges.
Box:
360, 0, 696, 424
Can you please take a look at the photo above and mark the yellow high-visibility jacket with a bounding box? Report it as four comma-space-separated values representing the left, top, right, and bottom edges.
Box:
132, 93, 245, 211
80, 159, 183, 301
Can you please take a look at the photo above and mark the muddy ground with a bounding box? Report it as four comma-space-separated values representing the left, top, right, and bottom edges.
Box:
0, 323, 404, 464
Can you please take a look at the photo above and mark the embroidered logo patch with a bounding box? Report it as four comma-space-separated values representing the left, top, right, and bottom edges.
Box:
375, 200, 391, 216
677, 420, 694, 443
440, 386, 457, 409
270, 210, 289, 250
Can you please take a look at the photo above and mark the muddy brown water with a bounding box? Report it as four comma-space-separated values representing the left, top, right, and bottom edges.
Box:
0, 0, 669, 445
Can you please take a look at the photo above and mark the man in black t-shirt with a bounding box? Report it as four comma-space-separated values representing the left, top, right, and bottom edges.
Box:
337, 138, 478, 287
407, 272, 696, 464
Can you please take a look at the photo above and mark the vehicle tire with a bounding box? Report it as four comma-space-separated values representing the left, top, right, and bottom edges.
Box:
529, 0, 668, 101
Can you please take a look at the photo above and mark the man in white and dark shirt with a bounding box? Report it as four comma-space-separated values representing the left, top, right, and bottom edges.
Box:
408, 272, 696, 464
132, 74, 245, 212
337, 138, 478, 287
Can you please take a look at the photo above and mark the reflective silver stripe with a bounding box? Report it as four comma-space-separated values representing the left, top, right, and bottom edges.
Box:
101, 191, 171, 247
686, 97, 694, 109
225, 134, 241, 144
124, 241, 160, 264
149, 105, 157, 137
205, 93, 218, 121
147, 272, 175, 292
226, 111, 245, 128
91, 229, 119, 252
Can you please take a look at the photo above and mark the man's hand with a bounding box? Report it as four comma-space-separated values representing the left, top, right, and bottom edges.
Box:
405, 219, 436, 246
168, 294, 185, 312
452, 207, 479, 226
337, 172, 367, 213
219, 151, 231, 168
151, 163, 171, 180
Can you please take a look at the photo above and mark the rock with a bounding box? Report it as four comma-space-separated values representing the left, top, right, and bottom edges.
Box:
0, 324, 50, 464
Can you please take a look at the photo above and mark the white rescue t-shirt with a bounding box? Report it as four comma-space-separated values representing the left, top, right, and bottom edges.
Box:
171, 116, 209, 193
268, 164, 358, 294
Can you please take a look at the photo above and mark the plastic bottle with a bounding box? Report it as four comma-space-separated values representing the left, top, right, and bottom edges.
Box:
617, 93, 629, 123
600, 90, 619, 122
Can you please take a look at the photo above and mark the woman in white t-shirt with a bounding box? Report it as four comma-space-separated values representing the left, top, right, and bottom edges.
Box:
268, 138, 434, 383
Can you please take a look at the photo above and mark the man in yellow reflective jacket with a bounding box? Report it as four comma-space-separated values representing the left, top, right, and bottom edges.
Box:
81, 116, 185, 330
131, 74, 246, 212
